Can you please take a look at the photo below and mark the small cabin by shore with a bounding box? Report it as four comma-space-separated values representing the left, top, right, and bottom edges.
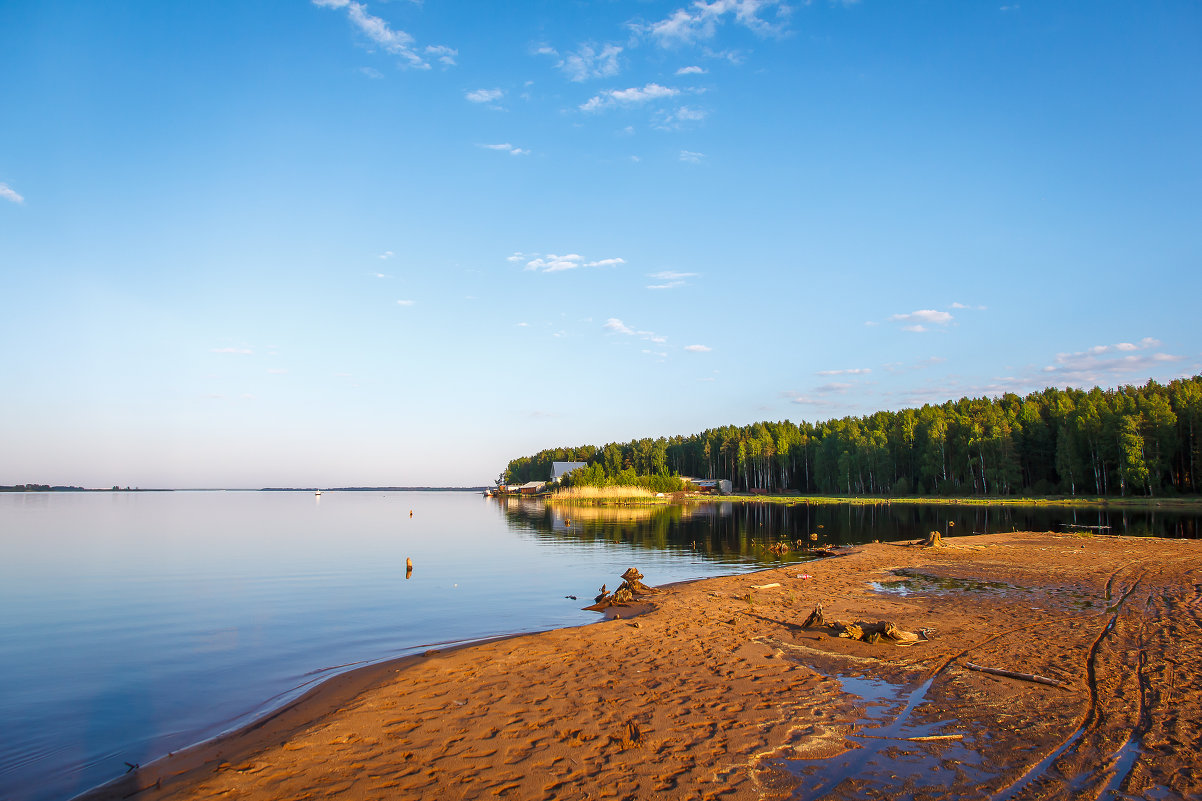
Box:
550, 461, 588, 483
685, 478, 733, 495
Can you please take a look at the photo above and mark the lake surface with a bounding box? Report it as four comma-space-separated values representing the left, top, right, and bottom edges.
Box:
1, 491, 1196, 801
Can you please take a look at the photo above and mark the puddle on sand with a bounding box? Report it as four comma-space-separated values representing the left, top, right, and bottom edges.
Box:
868, 570, 1099, 610
777, 672, 992, 800
868, 569, 1017, 597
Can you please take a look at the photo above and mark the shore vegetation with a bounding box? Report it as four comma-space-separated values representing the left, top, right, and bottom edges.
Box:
503, 375, 1202, 500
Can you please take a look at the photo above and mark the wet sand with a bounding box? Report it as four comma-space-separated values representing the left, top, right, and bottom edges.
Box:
80, 532, 1202, 800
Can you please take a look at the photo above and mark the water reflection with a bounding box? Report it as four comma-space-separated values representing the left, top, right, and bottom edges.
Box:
498, 497, 1200, 551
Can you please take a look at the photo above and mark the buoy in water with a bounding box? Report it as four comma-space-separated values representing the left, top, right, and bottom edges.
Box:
405, 557, 414, 579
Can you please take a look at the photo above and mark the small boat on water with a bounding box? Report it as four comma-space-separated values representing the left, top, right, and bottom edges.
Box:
315, 489, 322, 496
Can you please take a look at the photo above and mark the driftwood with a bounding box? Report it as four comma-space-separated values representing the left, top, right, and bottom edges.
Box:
620, 567, 661, 596
585, 568, 661, 611
965, 662, 1070, 688
800, 605, 926, 647
917, 530, 944, 547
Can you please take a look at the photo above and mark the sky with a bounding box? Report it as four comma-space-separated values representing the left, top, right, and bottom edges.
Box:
1, 0, 1199, 488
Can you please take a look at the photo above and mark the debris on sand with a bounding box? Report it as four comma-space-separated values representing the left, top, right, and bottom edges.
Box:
801, 604, 928, 646
917, 530, 945, 548
585, 568, 662, 611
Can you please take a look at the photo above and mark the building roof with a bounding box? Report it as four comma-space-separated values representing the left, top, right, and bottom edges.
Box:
551, 461, 589, 481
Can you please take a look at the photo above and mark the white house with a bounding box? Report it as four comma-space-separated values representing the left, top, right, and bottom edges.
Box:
550, 461, 588, 482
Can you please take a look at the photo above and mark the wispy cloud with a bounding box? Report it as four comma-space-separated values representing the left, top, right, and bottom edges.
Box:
654, 105, 707, 130
396, 299, 415, 306
950, 301, 987, 310
519, 253, 626, 273
466, 88, 504, 103
312, 0, 454, 70
554, 42, 624, 81
684, 344, 711, 352
817, 368, 871, 376
580, 82, 679, 112
359, 66, 383, 79
211, 347, 253, 355
643, 0, 793, 47
425, 45, 457, 67
1041, 338, 1182, 385
676, 65, 706, 75
378, 250, 394, 259
0, 182, 23, 204
679, 149, 705, 163
887, 308, 954, 333
478, 143, 530, 155
646, 270, 698, 290
604, 318, 666, 344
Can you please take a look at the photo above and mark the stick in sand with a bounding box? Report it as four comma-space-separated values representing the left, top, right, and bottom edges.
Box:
965, 662, 1069, 688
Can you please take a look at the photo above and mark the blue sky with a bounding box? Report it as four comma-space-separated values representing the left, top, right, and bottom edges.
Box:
2, 0, 1199, 488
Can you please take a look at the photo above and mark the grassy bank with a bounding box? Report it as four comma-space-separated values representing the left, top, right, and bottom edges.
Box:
548, 486, 675, 505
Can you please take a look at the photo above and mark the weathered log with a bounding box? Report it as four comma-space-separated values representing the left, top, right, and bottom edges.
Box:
801, 604, 826, 628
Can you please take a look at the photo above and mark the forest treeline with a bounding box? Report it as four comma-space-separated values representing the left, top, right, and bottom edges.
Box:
502, 376, 1202, 497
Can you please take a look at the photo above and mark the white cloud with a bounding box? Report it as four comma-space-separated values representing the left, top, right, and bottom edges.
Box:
359, 66, 383, 79
211, 347, 253, 355
312, 0, 452, 71
604, 318, 634, 335
816, 368, 871, 376
889, 309, 954, 326
522, 253, 625, 273
1041, 339, 1182, 385
654, 105, 708, 130
425, 45, 457, 67
580, 83, 679, 112
515, 322, 529, 327
676, 65, 706, 75
605, 318, 666, 344
950, 301, 987, 311
373, 272, 390, 278
0, 183, 23, 204
679, 150, 705, 163
647, 271, 697, 290
644, 0, 792, 47
479, 143, 530, 155
466, 88, 503, 103
378, 250, 394, 259
556, 43, 623, 82
684, 344, 711, 352
396, 299, 415, 306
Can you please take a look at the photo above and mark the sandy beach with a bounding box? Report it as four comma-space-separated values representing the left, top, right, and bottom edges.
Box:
80, 531, 1202, 801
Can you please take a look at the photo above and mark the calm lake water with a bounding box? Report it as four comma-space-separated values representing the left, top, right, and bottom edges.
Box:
1, 491, 1196, 801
